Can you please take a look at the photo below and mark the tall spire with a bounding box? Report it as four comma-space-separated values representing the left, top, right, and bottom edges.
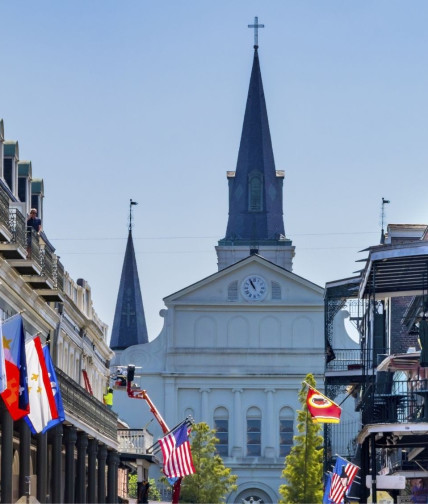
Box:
110, 201, 148, 350
216, 30, 294, 271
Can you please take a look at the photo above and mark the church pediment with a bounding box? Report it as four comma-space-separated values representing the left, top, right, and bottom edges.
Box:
163, 255, 324, 306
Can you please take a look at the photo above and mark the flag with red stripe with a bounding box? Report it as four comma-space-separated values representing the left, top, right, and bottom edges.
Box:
158, 423, 195, 478
329, 456, 359, 504
24, 336, 59, 434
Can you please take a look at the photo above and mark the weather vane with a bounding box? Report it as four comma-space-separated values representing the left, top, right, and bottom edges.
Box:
248, 16, 264, 49
129, 199, 138, 231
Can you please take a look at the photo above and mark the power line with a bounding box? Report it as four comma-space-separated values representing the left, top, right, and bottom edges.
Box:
49, 231, 379, 241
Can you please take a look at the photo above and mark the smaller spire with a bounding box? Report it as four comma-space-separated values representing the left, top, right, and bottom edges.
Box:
248, 16, 264, 49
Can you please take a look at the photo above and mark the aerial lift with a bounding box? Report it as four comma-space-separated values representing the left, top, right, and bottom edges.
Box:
124, 364, 184, 504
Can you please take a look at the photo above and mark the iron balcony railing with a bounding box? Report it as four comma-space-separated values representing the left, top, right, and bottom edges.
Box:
9, 207, 26, 249
27, 227, 42, 266
55, 366, 118, 442
117, 429, 152, 455
41, 241, 54, 280
0, 185, 10, 232
55, 258, 64, 291
360, 378, 428, 425
326, 348, 364, 372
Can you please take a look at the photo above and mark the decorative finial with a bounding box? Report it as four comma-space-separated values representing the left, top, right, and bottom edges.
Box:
380, 197, 390, 244
129, 199, 138, 231
248, 16, 264, 49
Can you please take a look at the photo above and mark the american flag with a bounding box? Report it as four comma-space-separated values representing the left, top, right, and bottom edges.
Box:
158, 423, 195, 478
329, 456, 359, 504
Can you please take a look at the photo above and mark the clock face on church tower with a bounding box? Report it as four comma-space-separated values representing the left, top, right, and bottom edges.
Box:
241, 275, 267, 302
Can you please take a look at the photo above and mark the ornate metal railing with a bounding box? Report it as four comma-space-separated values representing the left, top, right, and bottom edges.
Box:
56, 366, 118, 442
27, 227, 42, 265
41, 241, 54, 280
0, 185, 10, 233
53, 257, 64, 290
9, 208, 26, 248
326, 348, 364, 372
117, 429, 151, 454
360, 378, 428, 425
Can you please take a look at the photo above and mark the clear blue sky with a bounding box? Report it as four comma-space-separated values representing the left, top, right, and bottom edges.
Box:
2, 1, 428, 340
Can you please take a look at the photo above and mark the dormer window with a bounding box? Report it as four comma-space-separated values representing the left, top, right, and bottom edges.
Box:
248, 172, 263, 212
4, 158, 13, 191
3, 141, 19, 196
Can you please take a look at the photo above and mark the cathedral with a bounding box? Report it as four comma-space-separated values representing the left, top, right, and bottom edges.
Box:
111, 35, 325, 503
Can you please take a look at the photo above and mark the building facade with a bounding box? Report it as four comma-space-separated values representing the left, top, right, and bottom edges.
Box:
0, 119, 122, 503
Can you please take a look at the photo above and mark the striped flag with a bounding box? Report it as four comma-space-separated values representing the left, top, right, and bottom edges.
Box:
24, 336, 60, 433
329, 456, 359, 504
158, 423, 195, 478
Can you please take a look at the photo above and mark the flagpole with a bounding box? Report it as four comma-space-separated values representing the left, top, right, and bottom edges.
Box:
303, 404, 309, 504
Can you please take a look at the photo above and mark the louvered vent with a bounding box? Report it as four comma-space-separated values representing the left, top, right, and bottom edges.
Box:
271, 281, 281, 300
228, 281, 238, 301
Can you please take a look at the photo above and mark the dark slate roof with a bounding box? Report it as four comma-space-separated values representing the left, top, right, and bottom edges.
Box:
110, 231, 149, 350
219, 47, 285, 246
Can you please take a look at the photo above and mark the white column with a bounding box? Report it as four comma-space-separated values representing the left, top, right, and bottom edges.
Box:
232, 388, 243, 457
200, 388, 211, 424
264, 388, 276, 458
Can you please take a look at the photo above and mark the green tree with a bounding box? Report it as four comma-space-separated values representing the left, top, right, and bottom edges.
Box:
128, 474, 161, 501
179, 422, 238, 503
279, 374, 324, 504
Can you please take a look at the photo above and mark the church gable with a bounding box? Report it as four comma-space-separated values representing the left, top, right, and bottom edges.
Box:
164, 255, 324, 306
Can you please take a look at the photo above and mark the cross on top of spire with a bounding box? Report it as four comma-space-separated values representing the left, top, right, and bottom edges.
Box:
248, 16, 264, 49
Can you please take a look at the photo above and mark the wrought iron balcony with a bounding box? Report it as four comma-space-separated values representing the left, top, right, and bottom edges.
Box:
0, 183, 11, 242
55, 366, 118, 443
326, 348, 364, 372
360, 378, 428, 425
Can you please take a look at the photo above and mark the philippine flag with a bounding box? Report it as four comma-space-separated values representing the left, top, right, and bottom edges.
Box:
0, 315, 29, 420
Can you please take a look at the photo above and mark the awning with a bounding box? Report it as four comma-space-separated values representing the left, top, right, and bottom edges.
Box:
376, 352, 421, 372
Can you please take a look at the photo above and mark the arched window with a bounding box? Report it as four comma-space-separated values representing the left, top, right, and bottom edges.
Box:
247, 407, 261, 456
279, 407, 294, 457
214, 407, 229, 456
248, 173, 263, 212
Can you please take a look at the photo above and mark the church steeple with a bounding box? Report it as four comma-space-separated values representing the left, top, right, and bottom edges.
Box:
110, 200, 148, 350
216, 31, 295, 271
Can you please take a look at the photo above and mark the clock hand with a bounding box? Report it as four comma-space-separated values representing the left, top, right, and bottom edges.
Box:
249, 279, 256, 290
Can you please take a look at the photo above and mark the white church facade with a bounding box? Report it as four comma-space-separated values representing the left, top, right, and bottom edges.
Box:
111, 36, 330, 503
114, 255, 325, 502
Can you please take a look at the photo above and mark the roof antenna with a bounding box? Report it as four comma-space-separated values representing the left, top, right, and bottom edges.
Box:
380, 197, 390, 244
129, 199, 138, 231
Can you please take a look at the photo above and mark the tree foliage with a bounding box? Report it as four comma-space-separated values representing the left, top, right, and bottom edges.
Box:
279, 374, 324, 504
128, 475, 161, 501
179, 422, 238, 503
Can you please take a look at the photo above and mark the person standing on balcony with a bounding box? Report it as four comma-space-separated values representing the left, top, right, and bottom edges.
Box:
26, 208, 42, 258
27, 208, 41, 233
